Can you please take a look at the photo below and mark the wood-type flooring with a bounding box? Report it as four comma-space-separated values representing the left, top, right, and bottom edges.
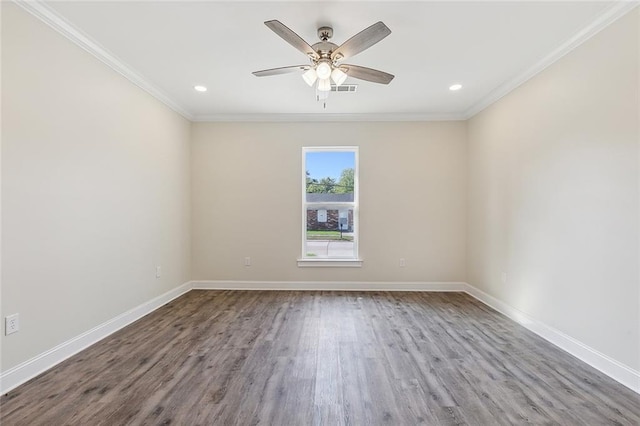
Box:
1, 290, 639, 425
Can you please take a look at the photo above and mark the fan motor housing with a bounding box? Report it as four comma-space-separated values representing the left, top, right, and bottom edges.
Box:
312, 41, 338, 58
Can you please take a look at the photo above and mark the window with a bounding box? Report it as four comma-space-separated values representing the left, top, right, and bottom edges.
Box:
299, 147, 361, 267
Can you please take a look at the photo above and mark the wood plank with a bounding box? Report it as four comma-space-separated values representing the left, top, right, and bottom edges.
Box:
1, 290, 639, 425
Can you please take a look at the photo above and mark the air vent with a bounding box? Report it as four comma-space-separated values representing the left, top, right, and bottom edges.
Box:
331, 84, 358, 92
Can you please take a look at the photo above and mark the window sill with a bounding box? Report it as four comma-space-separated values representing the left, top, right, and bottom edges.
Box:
297, 258, 363, 268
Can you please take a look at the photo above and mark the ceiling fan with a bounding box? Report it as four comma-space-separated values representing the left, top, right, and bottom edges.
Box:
252, 20, 394, 97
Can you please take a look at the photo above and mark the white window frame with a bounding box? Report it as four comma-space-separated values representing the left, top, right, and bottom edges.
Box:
298, 146, 362, 268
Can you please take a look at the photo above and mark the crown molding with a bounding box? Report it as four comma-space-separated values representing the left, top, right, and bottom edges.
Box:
191, 113, 465, 122
13, 0, 194, 120
463, 1, 640, 119
13, 0, 639, 123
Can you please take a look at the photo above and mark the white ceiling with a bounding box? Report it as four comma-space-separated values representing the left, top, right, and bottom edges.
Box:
23, 1, 634, 120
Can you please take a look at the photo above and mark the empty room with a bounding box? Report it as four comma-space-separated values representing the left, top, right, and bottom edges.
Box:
1, 0, 639, 424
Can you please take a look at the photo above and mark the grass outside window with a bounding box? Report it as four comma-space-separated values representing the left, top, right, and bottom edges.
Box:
306, 230, 353, 241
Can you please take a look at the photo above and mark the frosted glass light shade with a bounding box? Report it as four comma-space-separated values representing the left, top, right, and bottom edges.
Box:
317, 78, 331, 92
316, 62, 332, 80
331, 68, 347, 86
302, 68, 318, 86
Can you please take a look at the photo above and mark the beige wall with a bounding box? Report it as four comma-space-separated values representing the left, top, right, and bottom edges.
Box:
1, 4, 191, 370
2, 0, 638, 388
191, 121, 467, 283
467, 10, 640, 370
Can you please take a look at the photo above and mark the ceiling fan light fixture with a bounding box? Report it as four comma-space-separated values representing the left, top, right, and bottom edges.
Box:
302, 68, 318, 86
331, 68, 347, 86
316, 61, 332, 80
253, 20, 394, 105
317, 77, 331, 92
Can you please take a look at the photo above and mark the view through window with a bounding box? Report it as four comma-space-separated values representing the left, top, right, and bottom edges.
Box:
303, 147, 358, 259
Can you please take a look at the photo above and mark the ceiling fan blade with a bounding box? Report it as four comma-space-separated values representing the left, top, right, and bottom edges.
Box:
252, 65, 309, 77
264, 20, 319, 60
340, 64, 394, 84
332, 22, 391, 61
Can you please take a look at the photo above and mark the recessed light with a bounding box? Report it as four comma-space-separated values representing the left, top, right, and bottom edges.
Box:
194, 85, 207, 92
449, 84, 462, 91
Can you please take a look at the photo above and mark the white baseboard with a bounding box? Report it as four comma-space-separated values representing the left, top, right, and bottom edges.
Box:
0, 282, 192, 394
463, 283, 640, 394
3, 281, 637, 396
194, 280, 638, 393
190, 280, 467, 292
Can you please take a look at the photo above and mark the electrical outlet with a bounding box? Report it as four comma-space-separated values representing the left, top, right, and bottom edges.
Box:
244, 257, 251, 267
399, 258, 406, 268
156, 266, 161, 278
5, 314, 19, 335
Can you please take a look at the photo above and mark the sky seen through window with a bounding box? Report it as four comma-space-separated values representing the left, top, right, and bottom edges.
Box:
306, 151, 355, 180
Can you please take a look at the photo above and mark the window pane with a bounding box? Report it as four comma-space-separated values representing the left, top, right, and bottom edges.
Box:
305, 207, 354, 258
303, 147, 358, 260
305, 151, 355, 201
